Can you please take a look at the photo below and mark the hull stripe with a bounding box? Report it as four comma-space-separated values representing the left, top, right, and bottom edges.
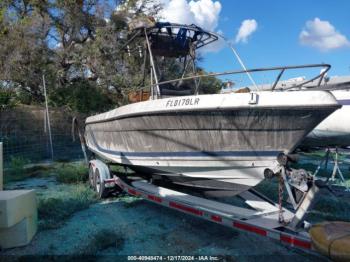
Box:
116, 150, 280, 157
338, 99, 350, 105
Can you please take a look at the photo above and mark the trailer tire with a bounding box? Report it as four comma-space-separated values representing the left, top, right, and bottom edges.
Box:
89, 165, 95, 189
94, 169, 109, 198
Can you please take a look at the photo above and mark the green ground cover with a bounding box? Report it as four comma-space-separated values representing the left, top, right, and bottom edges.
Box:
4, 152, 350, 231
4, 160, 97, 230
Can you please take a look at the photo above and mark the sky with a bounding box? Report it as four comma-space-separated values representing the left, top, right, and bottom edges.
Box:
133, 0, 350, 84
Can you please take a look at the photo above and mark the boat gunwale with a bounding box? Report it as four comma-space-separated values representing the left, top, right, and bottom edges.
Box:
85, 103, 341, 125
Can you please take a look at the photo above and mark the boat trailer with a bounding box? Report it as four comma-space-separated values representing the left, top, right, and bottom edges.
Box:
88, 158, 325, 255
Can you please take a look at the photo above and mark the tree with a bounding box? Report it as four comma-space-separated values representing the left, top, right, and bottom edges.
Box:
0, 0, 222, 113
0, 1, 129, 107
197, 68, 223, 94
0, 0, 54, 101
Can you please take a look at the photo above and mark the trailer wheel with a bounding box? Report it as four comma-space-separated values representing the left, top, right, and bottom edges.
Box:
88, 165, 95, 189
94, 169, 109, 198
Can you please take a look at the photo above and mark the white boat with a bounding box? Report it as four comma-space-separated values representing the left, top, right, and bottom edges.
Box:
223, 74, 350, 149
85, 22, 340, 195
301, 79, 350, 148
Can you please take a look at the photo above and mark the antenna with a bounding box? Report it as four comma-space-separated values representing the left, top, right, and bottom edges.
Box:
216, 31, 259, 91
227, 41, 259, 91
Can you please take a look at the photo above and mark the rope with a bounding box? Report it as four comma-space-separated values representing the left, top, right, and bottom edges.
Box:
278, 174, 285, 224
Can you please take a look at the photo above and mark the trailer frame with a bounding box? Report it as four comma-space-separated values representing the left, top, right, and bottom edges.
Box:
88, 159, 322, 254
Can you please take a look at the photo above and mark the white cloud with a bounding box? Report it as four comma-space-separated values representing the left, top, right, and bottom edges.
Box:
158, 0, 195, 26
235, 19, 258, 44
158, 0, 221, 32
299, 17, 350, 51
188, 0, 221, 31
156, 0, 223, 52
117, 0, 223, 52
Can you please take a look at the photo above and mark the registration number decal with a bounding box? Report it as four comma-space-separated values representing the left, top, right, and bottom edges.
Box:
166, 98, 200, 107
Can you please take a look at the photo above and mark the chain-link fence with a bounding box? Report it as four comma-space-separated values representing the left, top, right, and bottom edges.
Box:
0, 105, 86, 167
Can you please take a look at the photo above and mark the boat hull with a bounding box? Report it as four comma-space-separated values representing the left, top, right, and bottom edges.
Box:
85, 92, 340, 195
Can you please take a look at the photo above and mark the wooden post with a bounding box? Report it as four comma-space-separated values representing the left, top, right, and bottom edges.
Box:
0, 142, 3, 190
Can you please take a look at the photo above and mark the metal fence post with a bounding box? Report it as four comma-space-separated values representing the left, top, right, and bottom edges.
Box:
43, 74, 54, 161
0, 142, 3, 190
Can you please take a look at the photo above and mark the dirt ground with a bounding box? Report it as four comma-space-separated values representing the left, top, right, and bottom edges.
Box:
0, 177, 328, 261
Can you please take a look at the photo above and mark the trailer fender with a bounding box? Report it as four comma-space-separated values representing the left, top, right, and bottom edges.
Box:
89, 160, 114, 188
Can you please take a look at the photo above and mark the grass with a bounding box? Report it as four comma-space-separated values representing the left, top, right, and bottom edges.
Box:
38, 183, 97, 230
342, 179, 350, 188
4, 166, 49, 184
4, 151, 349, 233
109, 165, 125, 173
294, 151, 350, 180
81, 229, 125, 254
307, 194, 350, 223
3, 160, 97, 230
55, 163, 89, 184
4, 158, 89, 185
25, 165, 53, 177
118, 195, 143, 208
4, 156, 31, 183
